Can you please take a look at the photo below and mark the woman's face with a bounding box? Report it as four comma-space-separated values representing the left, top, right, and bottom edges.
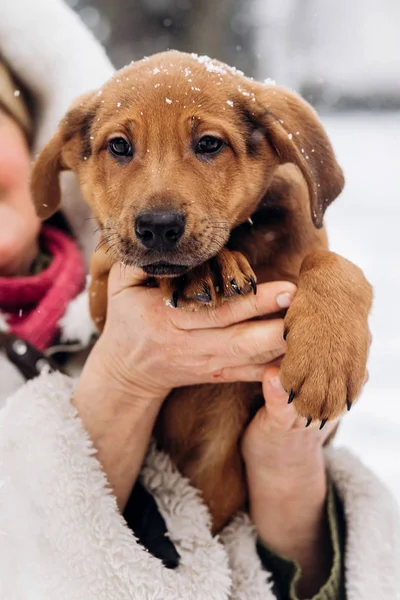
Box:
0, 110, 40, 276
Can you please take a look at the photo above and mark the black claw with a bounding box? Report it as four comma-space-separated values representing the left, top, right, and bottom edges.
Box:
193, 293, 211, 304
305, 417, 312, 428
347, 399, 352, 411
283, 328, 288, 341
319, 418, 328, 430
193, 283, 212, 304
171, 291, 179, 308
249, 276, 257, 295
230, 279, 241, 295
288, 390, 295, 404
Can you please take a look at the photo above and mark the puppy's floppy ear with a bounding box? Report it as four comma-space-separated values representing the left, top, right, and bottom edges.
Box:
248, 85, 344, 228
31, 91, 97, 220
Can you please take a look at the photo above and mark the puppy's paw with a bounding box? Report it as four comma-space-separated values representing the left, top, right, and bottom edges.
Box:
280, 257, 372, 426
159, 249, 256, 310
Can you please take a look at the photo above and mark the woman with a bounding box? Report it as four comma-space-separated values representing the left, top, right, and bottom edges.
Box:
0, 1, 399, 599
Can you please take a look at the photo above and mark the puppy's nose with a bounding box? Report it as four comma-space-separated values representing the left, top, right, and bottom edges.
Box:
135, 211, 185, 251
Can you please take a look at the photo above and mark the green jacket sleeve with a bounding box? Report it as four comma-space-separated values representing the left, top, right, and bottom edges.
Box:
256, 480, 346, 600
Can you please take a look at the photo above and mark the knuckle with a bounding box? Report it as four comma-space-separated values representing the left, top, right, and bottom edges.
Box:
230, 337, 244, 358
268, 321, 286, 351
256, 348, 284, 364
206, 305, 226, 327
248, 295, 265, 319
250, 336, 266, 358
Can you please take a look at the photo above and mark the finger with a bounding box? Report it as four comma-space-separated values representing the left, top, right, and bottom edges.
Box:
207, 363, 267, 383
206, 353, 282, 374
108, 262, 149, 295
261, 366, 299, 429
189, 319, 286, 361
261, 369, 335, 433
169, 281, 297, 330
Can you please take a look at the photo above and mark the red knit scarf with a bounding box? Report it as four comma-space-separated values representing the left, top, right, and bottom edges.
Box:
0, 225, 85, 351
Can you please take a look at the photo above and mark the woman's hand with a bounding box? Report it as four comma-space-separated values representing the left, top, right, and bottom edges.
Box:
74, 264, 296, 510
88, 263, 296, 402
242, 365, 339, 598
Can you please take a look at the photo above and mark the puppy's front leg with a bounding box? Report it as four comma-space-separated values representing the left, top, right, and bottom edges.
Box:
280, 250, 372, 425
89, 242, 112, 333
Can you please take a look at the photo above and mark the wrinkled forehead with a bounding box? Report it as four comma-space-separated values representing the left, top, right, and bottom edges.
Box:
96, 52, 256, 123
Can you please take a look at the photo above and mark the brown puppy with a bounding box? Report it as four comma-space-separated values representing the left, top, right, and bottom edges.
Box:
31, 51, 372, 533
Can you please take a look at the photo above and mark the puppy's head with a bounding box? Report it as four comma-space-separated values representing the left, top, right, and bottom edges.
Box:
31, 51, 344, 277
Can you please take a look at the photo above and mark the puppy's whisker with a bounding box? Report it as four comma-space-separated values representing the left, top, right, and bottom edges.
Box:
95, 234, 120, 253
102, 234, 120, 242
104, 244, 116, 256
93, 226, 116, 238
94, 240, 109, 253
92, 227, 114, 237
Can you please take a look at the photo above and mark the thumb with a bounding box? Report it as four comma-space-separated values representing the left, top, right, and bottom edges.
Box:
108, 262, 149, 295
261, 366, 298, 429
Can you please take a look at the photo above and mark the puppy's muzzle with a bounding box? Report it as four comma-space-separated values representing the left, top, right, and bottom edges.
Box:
135, 211, 185, 252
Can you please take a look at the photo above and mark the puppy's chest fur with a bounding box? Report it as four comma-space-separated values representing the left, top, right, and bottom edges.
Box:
155, 170, 325, 533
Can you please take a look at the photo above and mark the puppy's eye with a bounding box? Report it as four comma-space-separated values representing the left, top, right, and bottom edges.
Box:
196, 136, 224, 156
108, 137, 133, 158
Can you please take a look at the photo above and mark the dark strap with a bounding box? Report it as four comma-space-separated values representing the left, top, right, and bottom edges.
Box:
124, 480, 180, 570
0, 331, 60, 380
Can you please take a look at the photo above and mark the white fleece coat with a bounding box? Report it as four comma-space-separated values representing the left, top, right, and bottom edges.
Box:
0, 1, 399, 598
0, 371, 399, 600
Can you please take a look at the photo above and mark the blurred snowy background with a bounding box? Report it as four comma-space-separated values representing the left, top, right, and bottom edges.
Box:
67, 0, 400, 502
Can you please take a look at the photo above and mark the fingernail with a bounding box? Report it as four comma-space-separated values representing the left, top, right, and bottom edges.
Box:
276, 292, 293, 309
